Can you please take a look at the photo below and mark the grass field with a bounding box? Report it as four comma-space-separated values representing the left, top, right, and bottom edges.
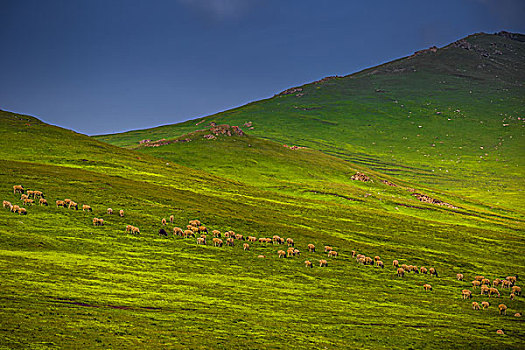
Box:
1, 31, 525, 349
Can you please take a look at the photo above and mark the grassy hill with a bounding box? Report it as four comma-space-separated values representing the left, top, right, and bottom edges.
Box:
96, 32, 525, 210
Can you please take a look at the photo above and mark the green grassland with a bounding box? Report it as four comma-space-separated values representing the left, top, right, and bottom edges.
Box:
1, 31, 525, 349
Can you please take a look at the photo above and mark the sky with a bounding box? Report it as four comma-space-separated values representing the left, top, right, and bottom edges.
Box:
1, 0, 524, 135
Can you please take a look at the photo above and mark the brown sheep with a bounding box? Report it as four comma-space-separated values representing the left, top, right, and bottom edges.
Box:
364, 257, 373, 265
189, 219, 201, 227
506, 276, 517, 285
393, 260, 399, 267
462, 289, 472, 299
13, 185, 24, 194
93, 218, 104, 226
26, 190, 35, 197
131, 226, 140, 234
374, 256, 381, 261
226, 237, 234, 246
456, 273, 464, 281
376, 260, 384, 269
397, 268, 405, 277
510, 293, 515, 300
235, 234, 244, 241
33, 191, 43, 198
173, 227, 183, 236
64, 199, 72, 206
324, 246, 333, 252
293, 249, 301, 256
248, 236, 257, 242
429, 267, 438, 277
501, 280, 511, 289
243, 243, 249, 251
18, 207, 27, 215
480, 285, 489, 295
169, 215, 174, 223
200, 226, 209, 234
287, 238, 294, 247
496, 329, 504, 335
474, 275, 485, 282
498, 304, 507, 315
401, 264, 408, 270
212, 230, 221, 237
412, 266, 420, 274
21, 194, 29, 201
489, 288, 500, 297
481, 278, 491, 285
3, 200, 12, 209
406, 265, 413, 272
357, 257, 366, 265
472, 302, 480, 310
11, 204, 20, 213
196, 237, 205, 245
257, 255, 265, 258
278, 250, 286, 258
493, 279, 501, 287
191, 227, 199, 234
68, 201, 78, 210
423, 284, 432, 291
319, 259, 328, 267
514, 313, 522, 317
23, 198, 34, 206
304, 260, 312, 268
307, 244, 315, 252
481, 301, 490, 309
119, 209, 124, 217
161, 218, 167, 225
56, 200, 65, 207
82, 204, 92, 212
328, 250, 338, 258
212, 238, 223, 247
183, 230, 194, 238
351, 250, 356, 257
286, 247, 295, 257
258, 237, 266, 244
39, 198, 48, 206
106, 208, 113, 215
511, 286, 521, 295
472, 280, 481, 289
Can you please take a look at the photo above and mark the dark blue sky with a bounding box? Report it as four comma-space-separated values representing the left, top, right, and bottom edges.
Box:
1, 0, 524, 135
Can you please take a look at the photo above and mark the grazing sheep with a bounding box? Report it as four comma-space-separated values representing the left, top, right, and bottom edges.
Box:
257, 255, 265, 258
248, 236, 257, 242
351, 250, 356, 257
278, 250, 286, 258
510, 293, 515, 300
21, 194, 29, 201
200, 226, 209, 234
56, 200, 65, 207
235, 234, 244, 241
82, 205, 92, 212
305, 260, 312, 268
456, 273, 464, 281
23, 198, 34, 206
357, 257, 366, 265
489, 288, 501, 297
496, 329, 504, 335
293, 249, 301, 256
159, 228, 168, 237
212, 230, 221, 237
189, 219, 201, 227
412, 266, 420, 274
196, 237, 205, 245
356, 254, 365, 260
3, 200, 11, 208
506, 276, 517, 285
480, 285, 489, 295
328, 250, 338, 258
307, 244, 315, 252
126, 225, 132, 233
481, 301, 490, 309
169, 215, 174, 223
472, 302, 480, 310
365, 257, 373, 265
106, 208, 113, 215
501, 280, 511, 289
212, 238, 223, 247
429, 267, 438, 277
462, 289, 472, 299
397, 268, 405, 277
119, 210, 124, 217
324, 246, 333, 252
514, 313, 522, 317
191, 227, 199, 234
161, 218, 167, 225
287, 238, 294, 247
406, 265, 413, 272
258, 237, 266, 243
11, 205, 20, 213
423, 284, 432, 291
68, 201, 78, 210
287, 247, 295, 257
481, 278, 491, 285
93, 218, 104, 226
493, 279, 501, 287
183, 230, 194, 238
131, 226, 140, 234
474, 276, 485, 282
243, 243, 249, 251
472, 280, 481, 289
18, 207, 27, 215
393, 260, 399, 268
401, 264, 408, 270
33, 191, 43, 198
226, 237, 234, 246
64, 199, 72, 206
39, 198, 48, 206
374, 256, 380, 262
173, 227, 183, 236
376, 260, 384, 269
319, 259, 328, 267
13, 185, 24, 194
498, 304, 507, 315
511, 286, 521, 295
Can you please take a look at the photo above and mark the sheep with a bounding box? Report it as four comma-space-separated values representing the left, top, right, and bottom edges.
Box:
496, 329, 504, 335
226, 237, 234, 246
472, 280, 481, 288
319, 259, 328, 267
68, 201, 78, 210
33, 191, 43, 198
324, 246, 333, 252
287, 238, 294, 247
293, 249, 301, 256
412, 266, 420, 274
189, 219, 201, 227
423, 284, 432, 291
481, 301, 490, 309
511, 286, 521, 295
64, 199, 72, 206
169, 215, 174, 224
243, 243, 249, 251
13, 185, 24, 194
126, 225, 132, 233
357, 257, 366, 265
480, 285, 489, 295
392, 260, 399, 267
305, 260, 312, 268
23, 198, 34, 206
472, 302, 480, 310
501, 280, 511, 289
119, 210, 124, 217
351, 250, 356, 257
456, 273, 464, 281
287, 247, 295, 257
213, 238, 223, 247
39, 198, 48, 206
173, 227, 183, 236
107, 208, 113, 215
235, 234, 244, 241
200, 226, 209, 234
21, 194, 29, 201
82, 205, 92, 212
277, 250, 286, 258
397, 268, 405, 277
429, 267, 438, 277
481, 278, 491, 285
376, 260, 384, 269
212, 230, 221, 237
159, 228, 168, 237
93, 218, 104, 226
514, 313, 522, 317
3, 200, 12, 209
191, 227, 199, 234
356, 254, 365, 260
248, 236, 257, 242
183, 230, 194, 238
489, 288, 500, 297
11, 205, 20, 213
307, 244, 315, 252
374, 256, 380, 262
498, 304, 507, 315
493, 279, 501, 287
510, 293, 515, 300
474, 276, 485, 282
328, 250, 338, 258
257, 255, 265, 258
462, 289, 472, 299
56, 200, 65, 207
131, 226, 140, 234
161, 218, 167, 225
196, 237, 205, 245
18, 207, 27, 215
506, 276, 517, 285
258, 237, 266, 244
406, 265, 413, 272
365, 257, 373, 265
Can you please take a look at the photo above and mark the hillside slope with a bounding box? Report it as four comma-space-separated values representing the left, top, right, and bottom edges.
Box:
96, 32, 525, 209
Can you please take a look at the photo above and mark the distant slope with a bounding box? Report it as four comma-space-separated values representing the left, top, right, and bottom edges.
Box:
97, 32, 525, 209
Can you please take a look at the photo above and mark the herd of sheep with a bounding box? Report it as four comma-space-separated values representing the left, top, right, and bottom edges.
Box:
3, 184, 522, 332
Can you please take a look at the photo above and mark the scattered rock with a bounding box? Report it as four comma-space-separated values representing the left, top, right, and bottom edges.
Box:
496, 329, 504, 335
283, 144, 307, 150
412, 193, 456, 208
203, 134, 216, 140
351, 172, 371, 182
278, 87, 303, 96
138, 139, 151, 144
243, 121, 253, 128
381, 180, 398, 187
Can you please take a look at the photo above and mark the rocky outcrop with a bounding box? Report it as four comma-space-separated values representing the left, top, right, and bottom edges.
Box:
351, 172, 371, 182
210, 124, 245, 136
277, 87, 304, 97
412, 193, 456, 208
283, 144, 307, 150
